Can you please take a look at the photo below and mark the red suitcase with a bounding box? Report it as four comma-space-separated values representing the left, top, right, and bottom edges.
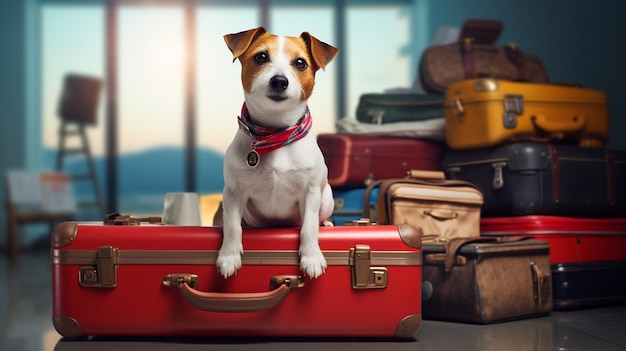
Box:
317, 134, 447, 189
480, 216, 626, 309
51, 222, 423, 338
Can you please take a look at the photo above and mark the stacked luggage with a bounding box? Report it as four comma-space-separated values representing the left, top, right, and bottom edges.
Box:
321, 18, 626, 326
434, 21, 626, 310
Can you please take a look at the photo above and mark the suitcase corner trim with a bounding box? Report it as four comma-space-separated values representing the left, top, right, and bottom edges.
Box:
52, 221, 78, 249
395, 314, 421, 338
53, 315, 84, 338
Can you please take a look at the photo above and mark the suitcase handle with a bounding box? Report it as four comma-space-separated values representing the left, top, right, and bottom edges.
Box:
163, 274, 304, 313
531, 114, 586, 134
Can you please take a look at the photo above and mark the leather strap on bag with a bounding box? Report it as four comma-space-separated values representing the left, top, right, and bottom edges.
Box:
458, 20, 531, 82
505, 44, 527, 81
606, 150, 615, 205
461, 39, 476, 79
530, 261, 552, 306
459, 19, 504, 45
444, 237, 497, 272
548, 145, 561, 203
441, 236, 532, 272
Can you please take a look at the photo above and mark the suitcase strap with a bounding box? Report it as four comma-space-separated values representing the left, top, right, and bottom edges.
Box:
426, 236, 531, 272
163, 274, 305, 313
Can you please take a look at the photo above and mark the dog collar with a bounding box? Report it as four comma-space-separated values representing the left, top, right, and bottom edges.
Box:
237, 103, 312, 167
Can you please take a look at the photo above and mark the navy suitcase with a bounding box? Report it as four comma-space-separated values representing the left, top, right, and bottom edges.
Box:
443, 142, 626, 217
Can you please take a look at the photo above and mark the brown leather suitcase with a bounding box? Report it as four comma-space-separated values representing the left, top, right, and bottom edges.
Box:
422, 238, 552, 324
317, 134, 447, 189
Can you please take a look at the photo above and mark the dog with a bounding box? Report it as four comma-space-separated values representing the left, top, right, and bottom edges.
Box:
216, 27, 339, 279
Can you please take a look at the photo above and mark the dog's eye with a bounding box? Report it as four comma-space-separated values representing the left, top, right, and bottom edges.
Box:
253, 52, 269, 64
293, 58, 308, 71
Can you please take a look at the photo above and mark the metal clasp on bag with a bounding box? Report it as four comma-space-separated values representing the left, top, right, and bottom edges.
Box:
368, 109, 385, 124
503, 94, 523, 129
79, 246, 119, 288
349, 244, 388, 289
451, 98, 465, 116
491, 162, 507, 189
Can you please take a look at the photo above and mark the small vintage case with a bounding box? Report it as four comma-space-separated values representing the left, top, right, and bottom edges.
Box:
422, 238, 552, 324
444, 78, 609, 150
51, 221, 423, 338
366, 171, 484, 243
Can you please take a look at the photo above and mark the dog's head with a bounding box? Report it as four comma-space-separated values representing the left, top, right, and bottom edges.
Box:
224, 27, 339, 117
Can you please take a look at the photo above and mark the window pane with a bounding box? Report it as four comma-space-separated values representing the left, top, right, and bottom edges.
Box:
41, 5, 105, 219
346, 5, 412, 118
118, 7, 185, 213
196, 6, 258, 193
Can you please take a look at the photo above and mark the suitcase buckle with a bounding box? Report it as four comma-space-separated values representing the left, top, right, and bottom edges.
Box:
367, 109, 385, 124
491, 162, 507, 189
79, 246, 119, 288
349, 244, 388, 289
503, 94, 523, 129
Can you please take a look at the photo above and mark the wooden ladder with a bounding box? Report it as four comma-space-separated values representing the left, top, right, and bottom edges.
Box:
55, 120, 105, 217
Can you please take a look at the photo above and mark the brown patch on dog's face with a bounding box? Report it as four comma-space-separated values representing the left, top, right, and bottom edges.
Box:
224, 27, 338, 103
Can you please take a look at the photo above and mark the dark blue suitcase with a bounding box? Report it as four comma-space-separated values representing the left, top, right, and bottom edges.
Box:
443, 142, 626, 217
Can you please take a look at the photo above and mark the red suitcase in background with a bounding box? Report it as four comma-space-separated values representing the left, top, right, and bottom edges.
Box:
52, 222, 423, 338
481, 216, 626, 309
317, 134, 447, 189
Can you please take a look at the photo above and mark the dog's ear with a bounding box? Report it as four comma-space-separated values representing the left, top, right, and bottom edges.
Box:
300, 32, 339, 71
224, 27, 267, 61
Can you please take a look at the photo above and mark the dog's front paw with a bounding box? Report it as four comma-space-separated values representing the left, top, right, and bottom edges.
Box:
299, 245, 327, 279
216, 246, 243, 278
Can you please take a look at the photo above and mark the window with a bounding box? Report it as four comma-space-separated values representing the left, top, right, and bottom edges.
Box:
40, 0, 414, 216
41, 5, 105, 218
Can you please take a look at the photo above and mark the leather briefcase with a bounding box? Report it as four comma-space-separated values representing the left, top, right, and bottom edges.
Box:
364, 170, 483, 243
422, 237, 553, 324
419, 19, 549, 94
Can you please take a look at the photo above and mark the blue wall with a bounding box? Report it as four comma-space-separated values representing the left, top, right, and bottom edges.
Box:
416, 0, 626, 151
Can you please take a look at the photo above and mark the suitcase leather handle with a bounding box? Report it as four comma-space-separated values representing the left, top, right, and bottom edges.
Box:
531, 114, 586, 134
164, 274, 304, 313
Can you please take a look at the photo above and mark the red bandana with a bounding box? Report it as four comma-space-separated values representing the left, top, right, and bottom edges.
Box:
237, 103, 313, 155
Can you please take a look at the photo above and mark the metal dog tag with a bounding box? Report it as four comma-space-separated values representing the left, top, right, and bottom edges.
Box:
247, 149, 260, 167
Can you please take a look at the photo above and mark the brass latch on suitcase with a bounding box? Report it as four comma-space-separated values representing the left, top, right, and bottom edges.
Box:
503, 94, 523, 129
79, 246, 119, 288
349, 244, 388, 289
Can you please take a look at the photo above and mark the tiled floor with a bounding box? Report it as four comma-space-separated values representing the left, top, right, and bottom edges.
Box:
2, 248, 625, 351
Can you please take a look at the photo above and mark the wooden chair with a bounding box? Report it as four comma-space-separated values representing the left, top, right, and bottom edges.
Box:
5, 171, 76, 259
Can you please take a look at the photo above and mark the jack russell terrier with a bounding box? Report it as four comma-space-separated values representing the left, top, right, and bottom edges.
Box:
216, 27, 339, 279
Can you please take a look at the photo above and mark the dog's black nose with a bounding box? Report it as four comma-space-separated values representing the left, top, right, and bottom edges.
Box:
270, 75, 289, 92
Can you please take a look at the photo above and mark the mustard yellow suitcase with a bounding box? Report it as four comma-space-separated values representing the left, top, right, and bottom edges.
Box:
444, 78, 609, 150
